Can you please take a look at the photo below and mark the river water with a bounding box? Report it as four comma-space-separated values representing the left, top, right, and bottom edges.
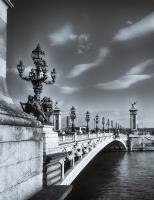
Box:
66, 152, 154, 200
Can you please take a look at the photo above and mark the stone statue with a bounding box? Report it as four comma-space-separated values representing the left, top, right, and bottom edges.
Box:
20, 95, 34, 114
20, 95, 47, 123
33, 96, 47, 123
41, 97, 53, 122
55, 101, 58, 109
132, 101, 136, 108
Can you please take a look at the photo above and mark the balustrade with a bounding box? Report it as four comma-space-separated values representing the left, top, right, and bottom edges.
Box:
58, 131, 118, 144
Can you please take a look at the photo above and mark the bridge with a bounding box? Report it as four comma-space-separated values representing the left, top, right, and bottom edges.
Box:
1, 1, 154, 199
42, 127, 128, 187
60, 132, 127, 185
42, 126, 154, 189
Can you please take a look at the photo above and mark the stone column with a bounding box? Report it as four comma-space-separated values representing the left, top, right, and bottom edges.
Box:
0, 2, 44, 200
0, 0, 39, 126
0, 0, 13, 104
53, 106, 62, 131
129, 103, 138, 134
42, 125, 59, 155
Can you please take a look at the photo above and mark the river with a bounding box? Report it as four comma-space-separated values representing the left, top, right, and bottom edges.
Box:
66, 151, 154, 200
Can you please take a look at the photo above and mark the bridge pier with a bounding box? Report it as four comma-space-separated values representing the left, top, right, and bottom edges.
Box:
127, 136, 133, 152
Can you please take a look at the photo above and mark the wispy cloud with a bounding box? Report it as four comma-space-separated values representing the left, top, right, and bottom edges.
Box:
114, 12, 154, 41
126, 59, 154, 75
77, 33, 91, 54
60, 86, 79, 94
49, 24, 76, 46
96, 74, 152, 90
126, 20, 133, 25
95, 60, 154, 90
68, 47, 109, 78
49, 24, 91, 53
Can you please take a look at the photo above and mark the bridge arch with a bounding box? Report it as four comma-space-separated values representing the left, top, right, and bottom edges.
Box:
61, 138, 127, 185
103, 139, 127, 151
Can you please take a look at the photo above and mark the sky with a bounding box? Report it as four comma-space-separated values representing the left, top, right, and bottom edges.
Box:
6, 0, 154, 128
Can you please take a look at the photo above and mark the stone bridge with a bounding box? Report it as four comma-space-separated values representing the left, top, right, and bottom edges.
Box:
42, 126, 128, 187
60, 133, 127, 185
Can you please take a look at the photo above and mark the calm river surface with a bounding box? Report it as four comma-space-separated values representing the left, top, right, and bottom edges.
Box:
66, 152, 154, 200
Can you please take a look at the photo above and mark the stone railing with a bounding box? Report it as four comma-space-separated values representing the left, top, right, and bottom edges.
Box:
58, 132, 114, 144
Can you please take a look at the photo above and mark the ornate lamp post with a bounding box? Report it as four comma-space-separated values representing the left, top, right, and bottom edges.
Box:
85, 111, 90, 132
115, 122, 118, 130
111, 120, 113, 133
17, 44, 56, 123
95, 114, 99, 132
70, 106, 76, 132
119, 124, 121, 133
107, 119, 110, 133
102, 117, 105, 132
17, 44, 56, 101
117, 123, 120, 131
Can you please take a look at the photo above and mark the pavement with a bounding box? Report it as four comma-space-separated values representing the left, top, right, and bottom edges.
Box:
29, 185, 72, 200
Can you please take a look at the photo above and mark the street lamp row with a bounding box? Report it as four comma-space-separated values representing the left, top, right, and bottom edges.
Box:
69, 106, 124, 133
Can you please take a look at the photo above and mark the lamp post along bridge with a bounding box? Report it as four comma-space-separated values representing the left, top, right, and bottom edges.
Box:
17, 44, 57, 124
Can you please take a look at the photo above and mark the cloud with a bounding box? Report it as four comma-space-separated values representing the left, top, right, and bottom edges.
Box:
49, 24, 91, 53
126, 59, 154, 75
96, 74, 152, 90
68, 47, 109, 78
49, 24, 76, 46
60, 86, 79, 94
126, 20, 133, 25
77, 33, 91, 54
114, 12, 154, 41
95, 60, 154, 90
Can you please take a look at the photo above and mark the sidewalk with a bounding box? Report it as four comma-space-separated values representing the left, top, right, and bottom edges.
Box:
29, 185, 72, 200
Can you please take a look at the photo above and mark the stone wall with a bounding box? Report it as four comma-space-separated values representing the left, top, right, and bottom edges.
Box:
0, 125, 43, 200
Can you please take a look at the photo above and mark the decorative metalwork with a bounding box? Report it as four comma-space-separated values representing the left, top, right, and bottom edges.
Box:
17, 44, 56, 124
102, 117, 105, 132
107, 119, 110, 133
85, 111, 90, 132
115, 122, 118, 130
70, 106, 76, 132
95, 114, 99, 132
111, 120, 113, 132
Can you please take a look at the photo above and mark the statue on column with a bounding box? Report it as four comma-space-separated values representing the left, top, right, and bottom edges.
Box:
131, 101, 137, 109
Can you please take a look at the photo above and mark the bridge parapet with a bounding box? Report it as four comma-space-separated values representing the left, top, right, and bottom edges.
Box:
58, 132, 114, 145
